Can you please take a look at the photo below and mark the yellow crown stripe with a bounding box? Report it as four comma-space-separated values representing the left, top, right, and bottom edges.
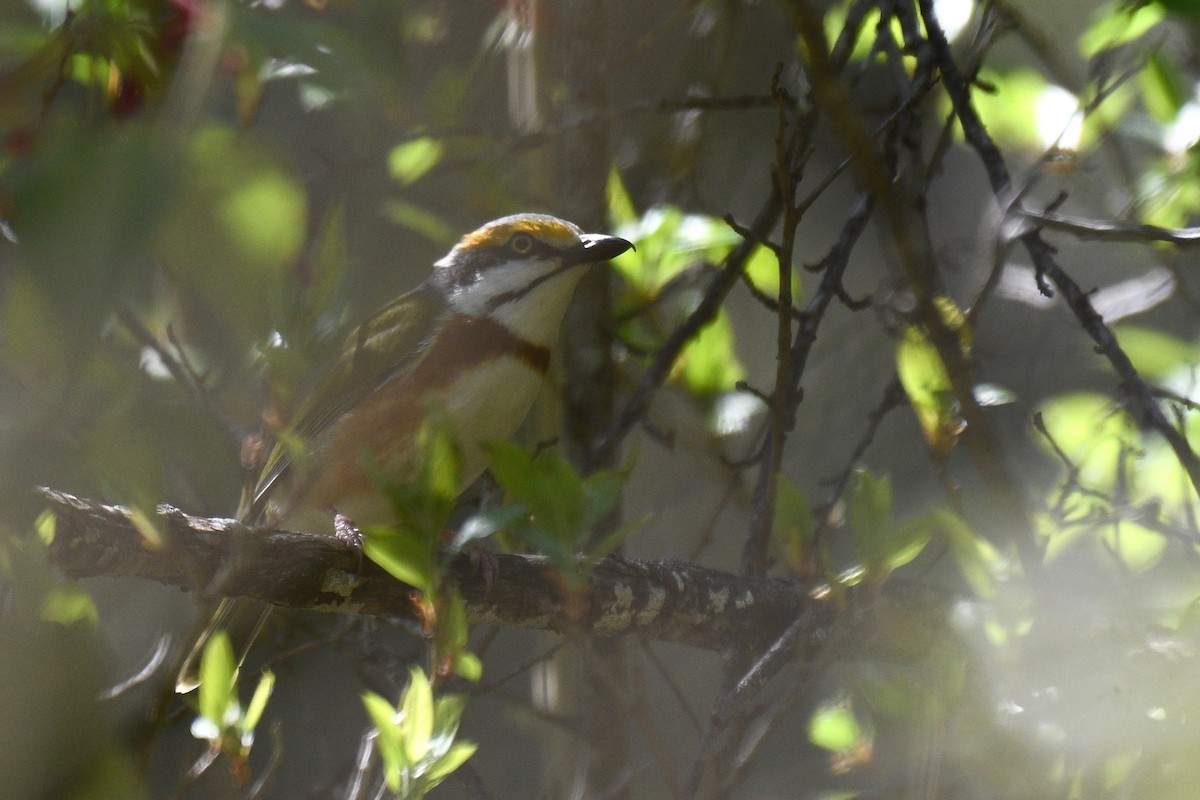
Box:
457, 218, 579, 250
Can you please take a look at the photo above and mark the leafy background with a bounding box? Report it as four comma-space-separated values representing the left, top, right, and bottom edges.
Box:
3, 0, 1200, 798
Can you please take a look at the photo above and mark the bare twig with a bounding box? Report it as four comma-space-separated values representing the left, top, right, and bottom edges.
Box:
589, 184, 784, 470
117, 307, 249, 453
816, 377, 908, 532
917, 0, 1200, 502
1019, 207, 1200, 247
740, 66, 805, 577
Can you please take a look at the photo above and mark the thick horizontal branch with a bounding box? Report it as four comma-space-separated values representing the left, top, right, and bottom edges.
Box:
40, 488, 812, 652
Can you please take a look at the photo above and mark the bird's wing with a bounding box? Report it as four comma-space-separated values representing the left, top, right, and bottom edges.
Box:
247, 281, 449, 520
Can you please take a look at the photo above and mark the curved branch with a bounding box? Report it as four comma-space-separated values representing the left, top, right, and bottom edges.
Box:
917, 0, 1200, 501
40, 488, 812, 653
1019, 207, 1200, 247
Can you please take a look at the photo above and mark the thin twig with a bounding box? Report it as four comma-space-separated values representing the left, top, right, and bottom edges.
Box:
740, 66, 804, 577
117, 306, 249, 453
815, 377, 908, 534
1019, 207, 1200, 247
917, 0, 1200, 503
589, 184, 784, 470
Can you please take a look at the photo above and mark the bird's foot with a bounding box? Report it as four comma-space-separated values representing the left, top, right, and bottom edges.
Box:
333, 512, 363, 549
333, 512, 365, 573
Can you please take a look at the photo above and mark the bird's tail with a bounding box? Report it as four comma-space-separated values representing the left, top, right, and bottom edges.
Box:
175, 482, 274, 695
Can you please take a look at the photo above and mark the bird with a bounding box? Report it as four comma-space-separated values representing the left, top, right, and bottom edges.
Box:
246, 212, 633, 532
177, 213, 632, 691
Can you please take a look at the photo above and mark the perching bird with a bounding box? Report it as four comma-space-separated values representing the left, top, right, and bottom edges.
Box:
177, 214, 631, 691
245, 212, 633, 532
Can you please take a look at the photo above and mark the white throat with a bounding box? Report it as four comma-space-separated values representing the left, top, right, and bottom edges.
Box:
448, 259, 587, 345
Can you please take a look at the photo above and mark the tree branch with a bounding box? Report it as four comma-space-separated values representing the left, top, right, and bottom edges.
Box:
1018, 207, 1200, 247
588, 183, 784, 470
40, 488, 811, 653
916, 0, 1200, 501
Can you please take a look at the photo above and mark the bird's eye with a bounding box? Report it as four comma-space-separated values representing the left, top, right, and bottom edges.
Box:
508, 233, 534, 254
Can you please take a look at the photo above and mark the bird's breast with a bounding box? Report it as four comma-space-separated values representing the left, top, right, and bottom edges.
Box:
301, 314, 552, 525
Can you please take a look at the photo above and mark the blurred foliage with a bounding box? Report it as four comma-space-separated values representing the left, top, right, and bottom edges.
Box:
808, 696, 871, 762
895, 296, 971, 458
607, 168, 755, 402
466, 441, 635, 586
955, 0, 1200, 228
363, 419, 481, 682
3, 0, 1200, 798
362, 666, 476, 800
188, 631, 275, 787
363, 419, 462, 599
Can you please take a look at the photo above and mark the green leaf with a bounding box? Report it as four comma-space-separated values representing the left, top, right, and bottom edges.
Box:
483, 443, 587, 543
430, 694, 467, 752
1036, 392, 1139, 491
1113, 325, 1197, 380
846, 470, 893, 578
34, 510, 56, 545
363, 691, 406, 787
40, 584, 98, 626
1155, 0, 1200, 16
128, 505, 166, 549
219, 172, 307, 266
363, 524, 435, 596
935, 509, 1000, 597
773, 476, 813, 571
823, 4, 887, 63
423, 740, 478, 785
528, 456, 588, 541
607, 168, 637, 227
1135, 435, 1197, 518
677, 309, 745, 397
1139, 163, 1200, 228
363, 691, 400, 737
388, 137, 444, 185
1141, 51, 1188, 122
612, 207, 684, 290
611, 206, 740, 294
743, 244, 801, 298
198, 631, 236, 728
583, 466, 630, 525
241, 670, 275, 733
1078, 1, 1165, 57
1100, 521, 1167, 573
1038, 506, 1095, 563
453, 652, 483, 682
308, 199, 350, 314
481, 440, 536, 494
808, 700, 865, 752
896, 325, 963, 457
402, 667, 434, 764
433, 588, 474, 675
452, 504, 530, 550
418, 419, 462, 507
383, 199, 454, 244
888, 517, 935, 571
586, 514, 648, 562
965, 68, 1055, 150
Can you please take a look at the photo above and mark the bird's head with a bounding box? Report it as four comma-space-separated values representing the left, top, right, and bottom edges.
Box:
433, 213, 633, 343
